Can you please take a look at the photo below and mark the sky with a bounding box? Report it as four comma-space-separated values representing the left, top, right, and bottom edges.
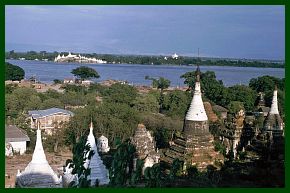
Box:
5, 5, 285, 60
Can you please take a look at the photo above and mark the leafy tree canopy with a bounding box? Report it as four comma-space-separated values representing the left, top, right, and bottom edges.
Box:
145, 76, 171, 91
5, 62, 25, 81
71, 66, 100, 80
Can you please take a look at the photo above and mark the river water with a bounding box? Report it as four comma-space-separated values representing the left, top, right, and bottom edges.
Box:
6, 59, 285, 87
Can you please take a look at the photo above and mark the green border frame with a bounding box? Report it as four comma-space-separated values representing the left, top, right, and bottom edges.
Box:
1, 1, 288, 192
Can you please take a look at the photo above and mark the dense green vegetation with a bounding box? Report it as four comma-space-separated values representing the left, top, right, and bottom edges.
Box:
180, 71, 284, 117
5, 62, 25, 81
5, 66, 284, 187
5, 50, 284, 68
5, 68, 285, 152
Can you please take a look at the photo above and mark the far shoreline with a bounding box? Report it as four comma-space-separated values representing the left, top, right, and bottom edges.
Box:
5, 58, 285, 69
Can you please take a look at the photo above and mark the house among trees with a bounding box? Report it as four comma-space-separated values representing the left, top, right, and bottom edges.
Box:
63, 78, 75, 84
213, 105, 229, 119
5, 125, 30, 156
28, 108, 74, 134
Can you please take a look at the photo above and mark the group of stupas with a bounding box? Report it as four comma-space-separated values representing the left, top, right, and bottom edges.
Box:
14, 63, 284, 188
15, 121, 110, 188
54, 52, 107, 64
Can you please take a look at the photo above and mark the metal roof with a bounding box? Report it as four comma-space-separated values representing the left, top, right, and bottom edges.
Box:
28, 108, 74, 119
5, 125, 30, 142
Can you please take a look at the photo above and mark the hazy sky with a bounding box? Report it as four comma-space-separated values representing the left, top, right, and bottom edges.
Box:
5, 5, 285, 60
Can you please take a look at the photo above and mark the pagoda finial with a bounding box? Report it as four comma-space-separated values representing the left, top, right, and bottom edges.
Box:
37, 121, 40, 130
269, 87, 279, 115
195, 48, 201, 82
90, 118, 94, 135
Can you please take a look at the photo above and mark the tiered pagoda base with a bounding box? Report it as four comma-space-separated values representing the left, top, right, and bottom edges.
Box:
162, 132, 223, 171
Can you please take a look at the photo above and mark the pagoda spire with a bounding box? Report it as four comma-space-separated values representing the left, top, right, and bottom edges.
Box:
89, 118, 94, 136
195, 48, 201, 82
269, 85, 279, 115
185, 48, 207, 121
31, 122, 47, 164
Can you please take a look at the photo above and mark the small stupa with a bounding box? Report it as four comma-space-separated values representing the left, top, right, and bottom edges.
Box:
97, 135, 110, 153
84, 121, 110, 186
15, 123, 62, 188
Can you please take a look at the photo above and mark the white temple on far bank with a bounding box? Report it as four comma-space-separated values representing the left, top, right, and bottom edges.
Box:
15, 124, 62, 188
84, 121, 110, 186
54, 52, 107, 64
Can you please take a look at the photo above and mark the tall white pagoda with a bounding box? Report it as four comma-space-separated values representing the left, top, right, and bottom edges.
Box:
264, 86, 284, 137
84, 121, 110, 186
15, 125, 62, 188
162, 62, 223, 171
183, 65, 209, 136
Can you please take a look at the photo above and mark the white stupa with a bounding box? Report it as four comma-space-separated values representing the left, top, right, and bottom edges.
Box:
269, 87, 279, 115
84, 121, 110, 186
97, 135, 110, 153
264, 86, 284, 133
185, 66, 208, 122
15, 124, 62, 188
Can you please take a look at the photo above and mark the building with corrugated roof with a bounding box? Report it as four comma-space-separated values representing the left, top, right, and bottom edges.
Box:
28, 108, 74, 134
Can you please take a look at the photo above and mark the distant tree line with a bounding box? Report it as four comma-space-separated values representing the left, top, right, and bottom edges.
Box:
5, 50, 284, 68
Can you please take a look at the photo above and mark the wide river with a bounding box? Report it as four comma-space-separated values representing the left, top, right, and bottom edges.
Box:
6, 59, 285, 87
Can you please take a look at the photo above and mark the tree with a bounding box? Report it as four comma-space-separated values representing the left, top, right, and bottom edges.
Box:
109, 139, 136, 187
41, 98, 63, 109
154, 127, 171, 149
53, 79, 62, 84
44, 121, 66, 152
227, 85, 257, 111
130, 159, 144, 186
249, 75, 284, 93
163, 90, 191, 118
169, 158, 183, 181
145, 76, 171, 112
71, 66, 100, 80
144, 163, 162, 187
181, 71, 227, 106
5, 62, 25, 81
133, 94, 159, 113
102, 83, 138, 105
145, 76, 170, 92
68, 135, 94, 188
227, 101, 244, 115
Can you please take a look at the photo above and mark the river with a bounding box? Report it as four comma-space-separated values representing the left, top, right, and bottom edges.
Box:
6, 59, 285, 87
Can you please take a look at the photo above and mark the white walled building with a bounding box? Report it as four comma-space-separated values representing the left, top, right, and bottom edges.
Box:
5, 125, 30, 156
